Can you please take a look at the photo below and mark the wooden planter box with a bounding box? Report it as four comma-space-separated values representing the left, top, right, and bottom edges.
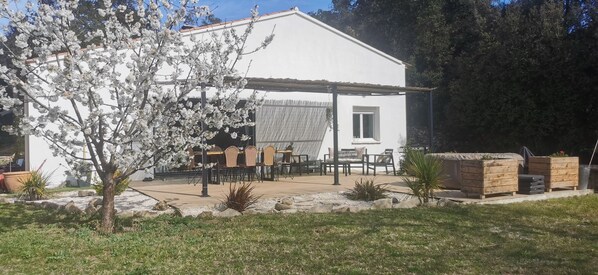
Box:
528, 156, 578, 192
438, 159, 461, 189
460, 159, 519, 199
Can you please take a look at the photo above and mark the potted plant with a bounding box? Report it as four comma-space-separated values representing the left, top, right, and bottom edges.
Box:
5, 159, 47, 194
4, 171, 32, 193
528, 151, 579, 192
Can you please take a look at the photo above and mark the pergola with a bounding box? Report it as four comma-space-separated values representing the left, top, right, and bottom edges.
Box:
197, 77, 434, 197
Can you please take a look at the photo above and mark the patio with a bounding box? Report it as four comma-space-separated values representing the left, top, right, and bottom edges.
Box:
129, 173, 594, 211
130, 174, 404, 210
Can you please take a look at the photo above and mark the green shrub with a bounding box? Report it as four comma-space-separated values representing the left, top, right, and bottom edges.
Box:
398, 145, 425, 176
19, 171, 50, 201
345, 178, 389, 201
93, 170, 130, 196
403, 150, 443, 204
550, 150, 569, 157
222, 182, 261, 212
480, 154, 495, 160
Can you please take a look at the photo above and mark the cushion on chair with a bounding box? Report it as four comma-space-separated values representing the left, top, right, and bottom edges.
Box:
337, 150, 356, 159
376, 155, 391, 163
355, 147, 366, 159
328, 147, 334, 159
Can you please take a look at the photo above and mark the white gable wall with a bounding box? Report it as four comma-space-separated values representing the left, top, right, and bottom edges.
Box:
210, 11, 405, 86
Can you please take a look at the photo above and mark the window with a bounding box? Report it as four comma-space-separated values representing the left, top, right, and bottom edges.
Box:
352, 106, 379, 142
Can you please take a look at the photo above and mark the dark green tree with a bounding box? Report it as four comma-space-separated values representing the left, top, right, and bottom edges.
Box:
314, 0, 598, 161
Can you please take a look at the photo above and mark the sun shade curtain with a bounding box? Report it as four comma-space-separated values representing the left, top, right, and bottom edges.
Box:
256, 100, 331, 160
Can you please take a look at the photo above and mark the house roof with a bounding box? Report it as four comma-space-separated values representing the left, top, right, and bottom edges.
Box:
156, 77, 433, 95
181, 8, 406, 67
242, 77, 432, 95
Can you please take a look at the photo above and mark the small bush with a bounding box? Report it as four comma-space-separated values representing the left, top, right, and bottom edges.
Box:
403, 150, 443, 204
19, 171, 50, 200
345, 179, 388, 201
480, 154, 495, 160
93, 170, 130, 196
550, 150, 569, 157
399, 145, 425, 176
222, 182, 261, 212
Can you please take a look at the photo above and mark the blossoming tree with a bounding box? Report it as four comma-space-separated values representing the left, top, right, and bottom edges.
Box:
0, 0, 272, 232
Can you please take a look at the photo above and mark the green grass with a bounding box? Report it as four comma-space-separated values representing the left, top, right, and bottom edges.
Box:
1, 195, 598, 274
1, 186, 92, 198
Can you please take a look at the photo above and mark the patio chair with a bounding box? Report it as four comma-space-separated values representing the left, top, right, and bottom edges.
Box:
260, 145, 277, 181
241, 146, 259, 182
223, 146, 240, 182
278, 148, 294, 179
290, 154, 309, 175
365, 149, 396, 176
187, 147, 198, 170
208, 146, 224, 184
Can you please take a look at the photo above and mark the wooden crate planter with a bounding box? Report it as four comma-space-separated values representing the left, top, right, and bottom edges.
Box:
460, 159, 519, 199
528, 156, 578, 192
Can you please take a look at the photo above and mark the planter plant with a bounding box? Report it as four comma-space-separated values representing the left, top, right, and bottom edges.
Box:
19, 171, 50, 200
528, 151, 579, 192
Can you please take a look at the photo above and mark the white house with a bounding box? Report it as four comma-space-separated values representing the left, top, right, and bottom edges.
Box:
25, 8, 426, 186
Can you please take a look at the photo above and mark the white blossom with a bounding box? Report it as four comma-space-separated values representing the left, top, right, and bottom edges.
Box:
0, 0, 273, 228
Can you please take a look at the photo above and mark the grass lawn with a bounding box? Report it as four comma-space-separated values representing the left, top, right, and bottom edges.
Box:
1, 195, 598, 274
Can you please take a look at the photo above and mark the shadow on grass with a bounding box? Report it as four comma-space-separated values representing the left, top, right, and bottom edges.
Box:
0, 203, 95, 233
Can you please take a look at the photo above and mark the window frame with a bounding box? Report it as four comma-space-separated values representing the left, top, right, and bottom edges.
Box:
352, 106, 380, 144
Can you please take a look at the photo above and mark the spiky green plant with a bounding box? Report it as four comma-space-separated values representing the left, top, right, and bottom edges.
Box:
403, 150, 443, 204
222, 182, 261, 212
19, 171, 50, 201
345, 178, 389, 201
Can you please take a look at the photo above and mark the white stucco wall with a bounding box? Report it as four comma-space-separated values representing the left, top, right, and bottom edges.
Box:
25, 9, 408, 186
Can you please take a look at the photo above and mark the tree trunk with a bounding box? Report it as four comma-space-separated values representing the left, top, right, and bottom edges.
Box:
100, 172, 116, 234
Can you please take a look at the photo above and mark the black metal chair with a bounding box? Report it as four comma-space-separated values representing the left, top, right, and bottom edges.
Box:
366, 149, 396, 176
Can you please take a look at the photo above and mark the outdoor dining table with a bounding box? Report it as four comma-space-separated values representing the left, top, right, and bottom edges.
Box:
192, 149, 306, 183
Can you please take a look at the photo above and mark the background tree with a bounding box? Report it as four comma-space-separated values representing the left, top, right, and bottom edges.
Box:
314, 0, 598, 161
0, 0, 272, 233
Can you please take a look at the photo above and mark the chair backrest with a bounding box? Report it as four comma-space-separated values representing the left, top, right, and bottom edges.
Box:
244, 146, 258, 167
210, 146, 223, 152
187, 147, 196, 169
209, 146, 224, 165
281, 149, 292, 163
263, 146, 276, 166
376, 149, 394, 163
224, 146, 239, 168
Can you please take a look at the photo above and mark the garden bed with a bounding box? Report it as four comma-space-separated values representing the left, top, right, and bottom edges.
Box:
528, 156, 579, 192
460, 159, 519, 199
429, 153, 523, 190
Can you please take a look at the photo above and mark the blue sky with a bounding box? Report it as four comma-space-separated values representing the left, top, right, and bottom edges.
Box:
0, 1, 332, 30
205, 0, 333, 21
